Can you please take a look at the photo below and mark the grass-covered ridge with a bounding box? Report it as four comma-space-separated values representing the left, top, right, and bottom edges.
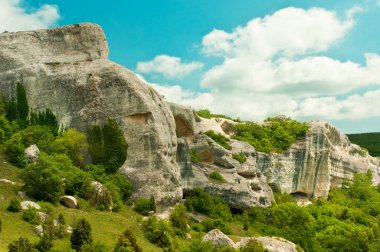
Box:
233, 116, 309, 153
348, 132, 380, 157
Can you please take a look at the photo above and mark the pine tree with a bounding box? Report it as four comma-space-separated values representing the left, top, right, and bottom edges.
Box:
8, 237, 33, 252
70, 218, 93, 251
114, 229, 142, 252
16, 82, 29, 123
149, 195, 156, 213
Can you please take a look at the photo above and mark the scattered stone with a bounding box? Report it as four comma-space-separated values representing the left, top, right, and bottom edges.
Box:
34, 225, 44, 236
88, 181, 113, 211
20, 201, 41, 210
18, 191, 26, 199
38, 212, 47, 223
60, 195, 78, 208
24, 144, 40, 163
0, 178, 16, 185
66, 225, 73, 234
186, 233, 192, 240
202, 229, 235, 248
236, 237, 301, 252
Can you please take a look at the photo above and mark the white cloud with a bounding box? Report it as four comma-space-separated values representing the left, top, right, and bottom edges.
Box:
0, 0, 60, 32
191, 7, 380, 121
136, 55, 203, 78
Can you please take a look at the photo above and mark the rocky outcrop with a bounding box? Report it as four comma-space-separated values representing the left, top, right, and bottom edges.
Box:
202, 229, 235, 248
236, 237, 300, 252
254, 122, 380, 198
173, 106, 274, 208
0, 23, 181, 207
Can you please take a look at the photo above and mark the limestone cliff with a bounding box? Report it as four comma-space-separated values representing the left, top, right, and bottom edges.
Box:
0, 23, 182, 207
170, 104, 380, 207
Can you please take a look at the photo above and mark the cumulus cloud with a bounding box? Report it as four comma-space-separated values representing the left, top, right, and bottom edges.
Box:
136, 55, 203, 78
0, 0, 60, 32
192, 7, 380, 121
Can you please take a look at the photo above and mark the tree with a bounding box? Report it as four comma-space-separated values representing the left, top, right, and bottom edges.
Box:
7, 198, 21, 212
34, 234, 52, 252
169, 203, 188, 235
114, 229, 142, 252
16, 82, 29, 123
70, 218, 93, 251
8, 237, 34, 252
149, 195, 156, 213
21, 153, 64, 203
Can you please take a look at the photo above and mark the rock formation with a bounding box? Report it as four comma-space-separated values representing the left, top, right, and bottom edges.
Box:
0, 23, 181, 207
1, 23, 379, 210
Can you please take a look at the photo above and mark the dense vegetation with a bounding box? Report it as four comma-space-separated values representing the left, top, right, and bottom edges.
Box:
348, 132, 380, 157
233, 116, 309, 153
205, 130, 232, 150
196, 109, 235, 121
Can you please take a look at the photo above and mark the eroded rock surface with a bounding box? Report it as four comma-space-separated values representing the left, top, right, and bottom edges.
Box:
0, 23, 181, 207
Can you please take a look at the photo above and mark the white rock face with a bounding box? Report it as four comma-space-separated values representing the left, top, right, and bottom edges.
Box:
0, 23, 181, 207
60, 195, 78, 208
202, 229, 235, 248
20, 201, 41, 210
254, 122, 380, 198
24, 144, 39, 163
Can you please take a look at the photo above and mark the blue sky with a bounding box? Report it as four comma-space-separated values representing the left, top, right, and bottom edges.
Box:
2, 0, 380, 133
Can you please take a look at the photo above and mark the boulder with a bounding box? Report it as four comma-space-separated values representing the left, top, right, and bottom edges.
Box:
236, 237, 301, 252
20, 201, 41, 210
0, 178, 16, 185
202, 229, 235, 248
0, 23, 181, 207
34, 225, 44, 236
38, 212, 47, 223
60, 195, 78, 208
24, 144, 39, 163
67, 225, 73, 234
87, 181, 113, 211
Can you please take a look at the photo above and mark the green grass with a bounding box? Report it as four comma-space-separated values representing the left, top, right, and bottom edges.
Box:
205, 130, 232, 151
0, 154, 162, 252
348, 132, 380, 157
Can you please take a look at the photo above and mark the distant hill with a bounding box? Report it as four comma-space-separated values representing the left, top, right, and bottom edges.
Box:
348, 132, 380, 157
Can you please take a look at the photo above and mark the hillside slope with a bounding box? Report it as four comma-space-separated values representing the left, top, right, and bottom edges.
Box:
348, 132, 380, 157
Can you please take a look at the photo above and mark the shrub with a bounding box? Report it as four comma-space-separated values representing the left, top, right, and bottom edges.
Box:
196, 109, 233, 121
205, 130, 232, 150
8, 237, 34, 252
209, 171, 225, 183
232, 152, 247, 164
0, 218, 2, 233
34, 234, 53, 252
70, 218, 93, 251
16, 82, 29, 123
7, 198, 21, 212
29, 109, 59, 136
134, 197, 154, 216
240, 239, 267, 252
185, 188, 232, 220
21, 153, 65, 203
80, 242, 107, 252
114, 229, 142, 252
142, 216, 173, 248
359, 148, 368, 157
201, 218, 232, 234
22, 208, 40, 225
190, 148, 200, 163
180, 238, 213, 252
169, 203, 189, 235
233, 116, 309, 153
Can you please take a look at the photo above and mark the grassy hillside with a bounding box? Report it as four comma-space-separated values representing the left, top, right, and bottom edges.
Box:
347, 132, 380, 157
0, 154, 162, 252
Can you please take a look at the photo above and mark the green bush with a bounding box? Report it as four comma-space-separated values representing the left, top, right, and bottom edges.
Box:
205, 130, 232, 150
70, 218, 93, 251
232, 152, 247, 164
142, 216, 173, 249
7, 198, 21, 212
201, 218, 232, 234
180, 238, 213, 252
185, 188, 232, 220
240, 239, 267, 252
114, 229, 142, 252
34, 234, 53, 252
359, 148, 368, 157
29, 109, 59, 136
209, 171, 225, 183
233, 116, 309, 153
169, 203, 189, 235
190, 149, 200, 163
134, 197, 155, 216
22, 208, 40, 225
80, 242, 107, 252
196, 109, 233, 121
8, 237, 34, 252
